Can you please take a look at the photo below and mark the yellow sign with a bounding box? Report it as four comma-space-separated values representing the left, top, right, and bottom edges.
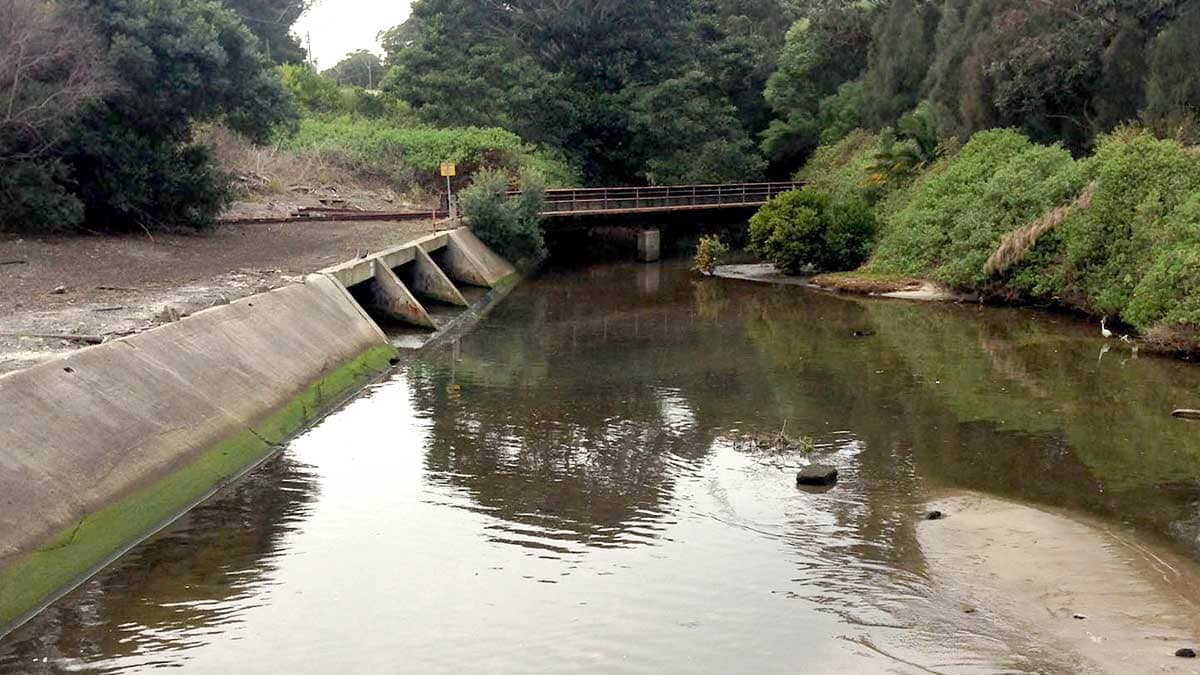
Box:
440, 162, 457, 177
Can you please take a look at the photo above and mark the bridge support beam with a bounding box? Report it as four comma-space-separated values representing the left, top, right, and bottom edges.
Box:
637, 229, 661, 263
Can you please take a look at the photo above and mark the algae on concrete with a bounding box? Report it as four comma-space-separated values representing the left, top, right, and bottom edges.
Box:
0, 345, 396, 636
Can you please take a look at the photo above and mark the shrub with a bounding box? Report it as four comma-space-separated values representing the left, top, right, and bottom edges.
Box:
871, 129, 1085, 288
692, 235, 730, 275
461, 168, 546, 263
749, 189, 876, 274
796, 130, 882, 202
1057, 128, 1200, 313
1121, 192, 1200, 330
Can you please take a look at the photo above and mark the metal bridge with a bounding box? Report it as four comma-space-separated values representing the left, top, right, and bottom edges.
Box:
512, 182, 803, 219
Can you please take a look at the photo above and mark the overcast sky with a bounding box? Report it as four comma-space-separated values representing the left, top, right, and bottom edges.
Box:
294, 1, 414, 70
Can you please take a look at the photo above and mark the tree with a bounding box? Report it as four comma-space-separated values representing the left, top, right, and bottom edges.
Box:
629, 71, 766, 184
1143, 9, 1200, 141
761, 3, 878, 171
860, 0, 941, 128
324, 50, 383, 89
222, 0, 312, 64
0, 0, 111, 232
58, 0, 298, 232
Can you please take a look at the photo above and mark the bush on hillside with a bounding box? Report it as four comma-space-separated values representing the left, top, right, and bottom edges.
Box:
1056, 128, 1200, 314
796, 130, 882, 202
871, 129, 1086, 288
461, 168, 546, 263
749, 190, 875, 274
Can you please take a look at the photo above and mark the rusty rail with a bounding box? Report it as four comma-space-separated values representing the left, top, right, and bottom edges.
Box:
509, 182, 803, 217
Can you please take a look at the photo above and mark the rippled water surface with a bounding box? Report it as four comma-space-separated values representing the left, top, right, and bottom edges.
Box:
4, 261, 1200, 673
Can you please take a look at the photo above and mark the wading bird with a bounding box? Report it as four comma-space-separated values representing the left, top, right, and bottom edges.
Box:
1101, 317, 1113, 339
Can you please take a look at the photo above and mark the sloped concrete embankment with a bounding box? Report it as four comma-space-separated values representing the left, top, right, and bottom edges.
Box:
0, 273, 396, 635
0, 226, 518, 637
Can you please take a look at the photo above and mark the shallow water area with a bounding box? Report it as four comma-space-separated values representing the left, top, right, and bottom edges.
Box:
3, 260, 1200, 674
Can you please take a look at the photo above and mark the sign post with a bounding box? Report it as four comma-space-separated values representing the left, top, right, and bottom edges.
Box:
440, 162, 457, 219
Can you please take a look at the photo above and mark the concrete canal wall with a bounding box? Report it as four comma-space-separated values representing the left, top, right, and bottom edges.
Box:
0, 227, 516, 636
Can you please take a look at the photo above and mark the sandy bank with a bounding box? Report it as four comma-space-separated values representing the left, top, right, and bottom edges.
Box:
920, 491, 1200, 674
713, 264, 972, 302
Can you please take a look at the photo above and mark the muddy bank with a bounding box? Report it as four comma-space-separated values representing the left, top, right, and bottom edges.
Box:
0, 218, 441, 374
920, 491, 1200, 674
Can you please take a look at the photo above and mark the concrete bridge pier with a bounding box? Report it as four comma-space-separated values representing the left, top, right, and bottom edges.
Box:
637, 229, 661, 263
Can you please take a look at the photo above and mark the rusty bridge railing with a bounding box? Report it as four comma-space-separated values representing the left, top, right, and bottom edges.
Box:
506, 182, 804, 217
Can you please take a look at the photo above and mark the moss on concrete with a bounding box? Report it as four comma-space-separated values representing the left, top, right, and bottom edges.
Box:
0, 344, 396, 635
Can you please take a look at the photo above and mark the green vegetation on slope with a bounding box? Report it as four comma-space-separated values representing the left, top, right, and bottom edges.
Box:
773, 126, 1200, 347
282, 119, 578, 194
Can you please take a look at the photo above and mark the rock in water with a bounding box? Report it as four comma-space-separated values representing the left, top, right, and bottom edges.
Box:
797, 465, 839, 487
1176, 648, 1197, 659
926, 510, 945, 521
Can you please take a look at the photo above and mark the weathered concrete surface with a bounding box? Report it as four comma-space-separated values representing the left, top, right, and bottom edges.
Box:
408, 247, 469, 307
0, 274, 394, 634
368, 260, 436, 328
434, 229, 516, 288
637, 229, 662, 263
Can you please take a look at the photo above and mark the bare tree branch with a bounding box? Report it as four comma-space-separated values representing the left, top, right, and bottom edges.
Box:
0, 0, 112, 161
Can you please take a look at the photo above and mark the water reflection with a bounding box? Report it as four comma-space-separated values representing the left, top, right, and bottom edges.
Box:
0, 454, 320, 673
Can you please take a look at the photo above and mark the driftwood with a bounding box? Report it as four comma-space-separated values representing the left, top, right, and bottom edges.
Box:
0, 332, 104, 344
1172, 409, 1200, 421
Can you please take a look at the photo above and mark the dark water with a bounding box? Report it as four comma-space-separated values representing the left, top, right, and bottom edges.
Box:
4, 261, 1200, 674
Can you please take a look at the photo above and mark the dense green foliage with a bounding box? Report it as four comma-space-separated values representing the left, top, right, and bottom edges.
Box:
872, 129, 1087, 289
749, 190, 876, 274
460, 169, 547, 263
383, 0, 791, 184
787, 124, 1200, 344
1, 0, 297, 233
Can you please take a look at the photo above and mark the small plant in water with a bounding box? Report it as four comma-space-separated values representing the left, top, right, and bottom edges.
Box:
692, 235, 730, 276
738, 422, 816, 455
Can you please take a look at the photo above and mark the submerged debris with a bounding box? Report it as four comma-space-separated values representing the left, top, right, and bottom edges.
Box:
735, 423, 815, 455
926, 510, 945, 521
1176, 648, 1196, 659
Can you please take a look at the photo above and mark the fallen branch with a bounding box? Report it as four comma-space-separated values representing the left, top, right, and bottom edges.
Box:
0, 260, 27, 266
1172, 409, 1200, 421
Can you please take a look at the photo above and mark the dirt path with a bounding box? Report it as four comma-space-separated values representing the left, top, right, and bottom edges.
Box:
0, 219, 439, 374
919, 491, 1200, 674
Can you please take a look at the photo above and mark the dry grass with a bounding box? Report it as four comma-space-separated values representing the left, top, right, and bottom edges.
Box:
984, 182, 1096, 277
200, 125, 400, 201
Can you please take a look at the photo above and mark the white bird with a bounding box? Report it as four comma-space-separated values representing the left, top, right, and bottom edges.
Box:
1101, 317, 1113, 339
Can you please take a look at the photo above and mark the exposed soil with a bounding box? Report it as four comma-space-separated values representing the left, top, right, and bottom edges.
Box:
0, 217, 440, 374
